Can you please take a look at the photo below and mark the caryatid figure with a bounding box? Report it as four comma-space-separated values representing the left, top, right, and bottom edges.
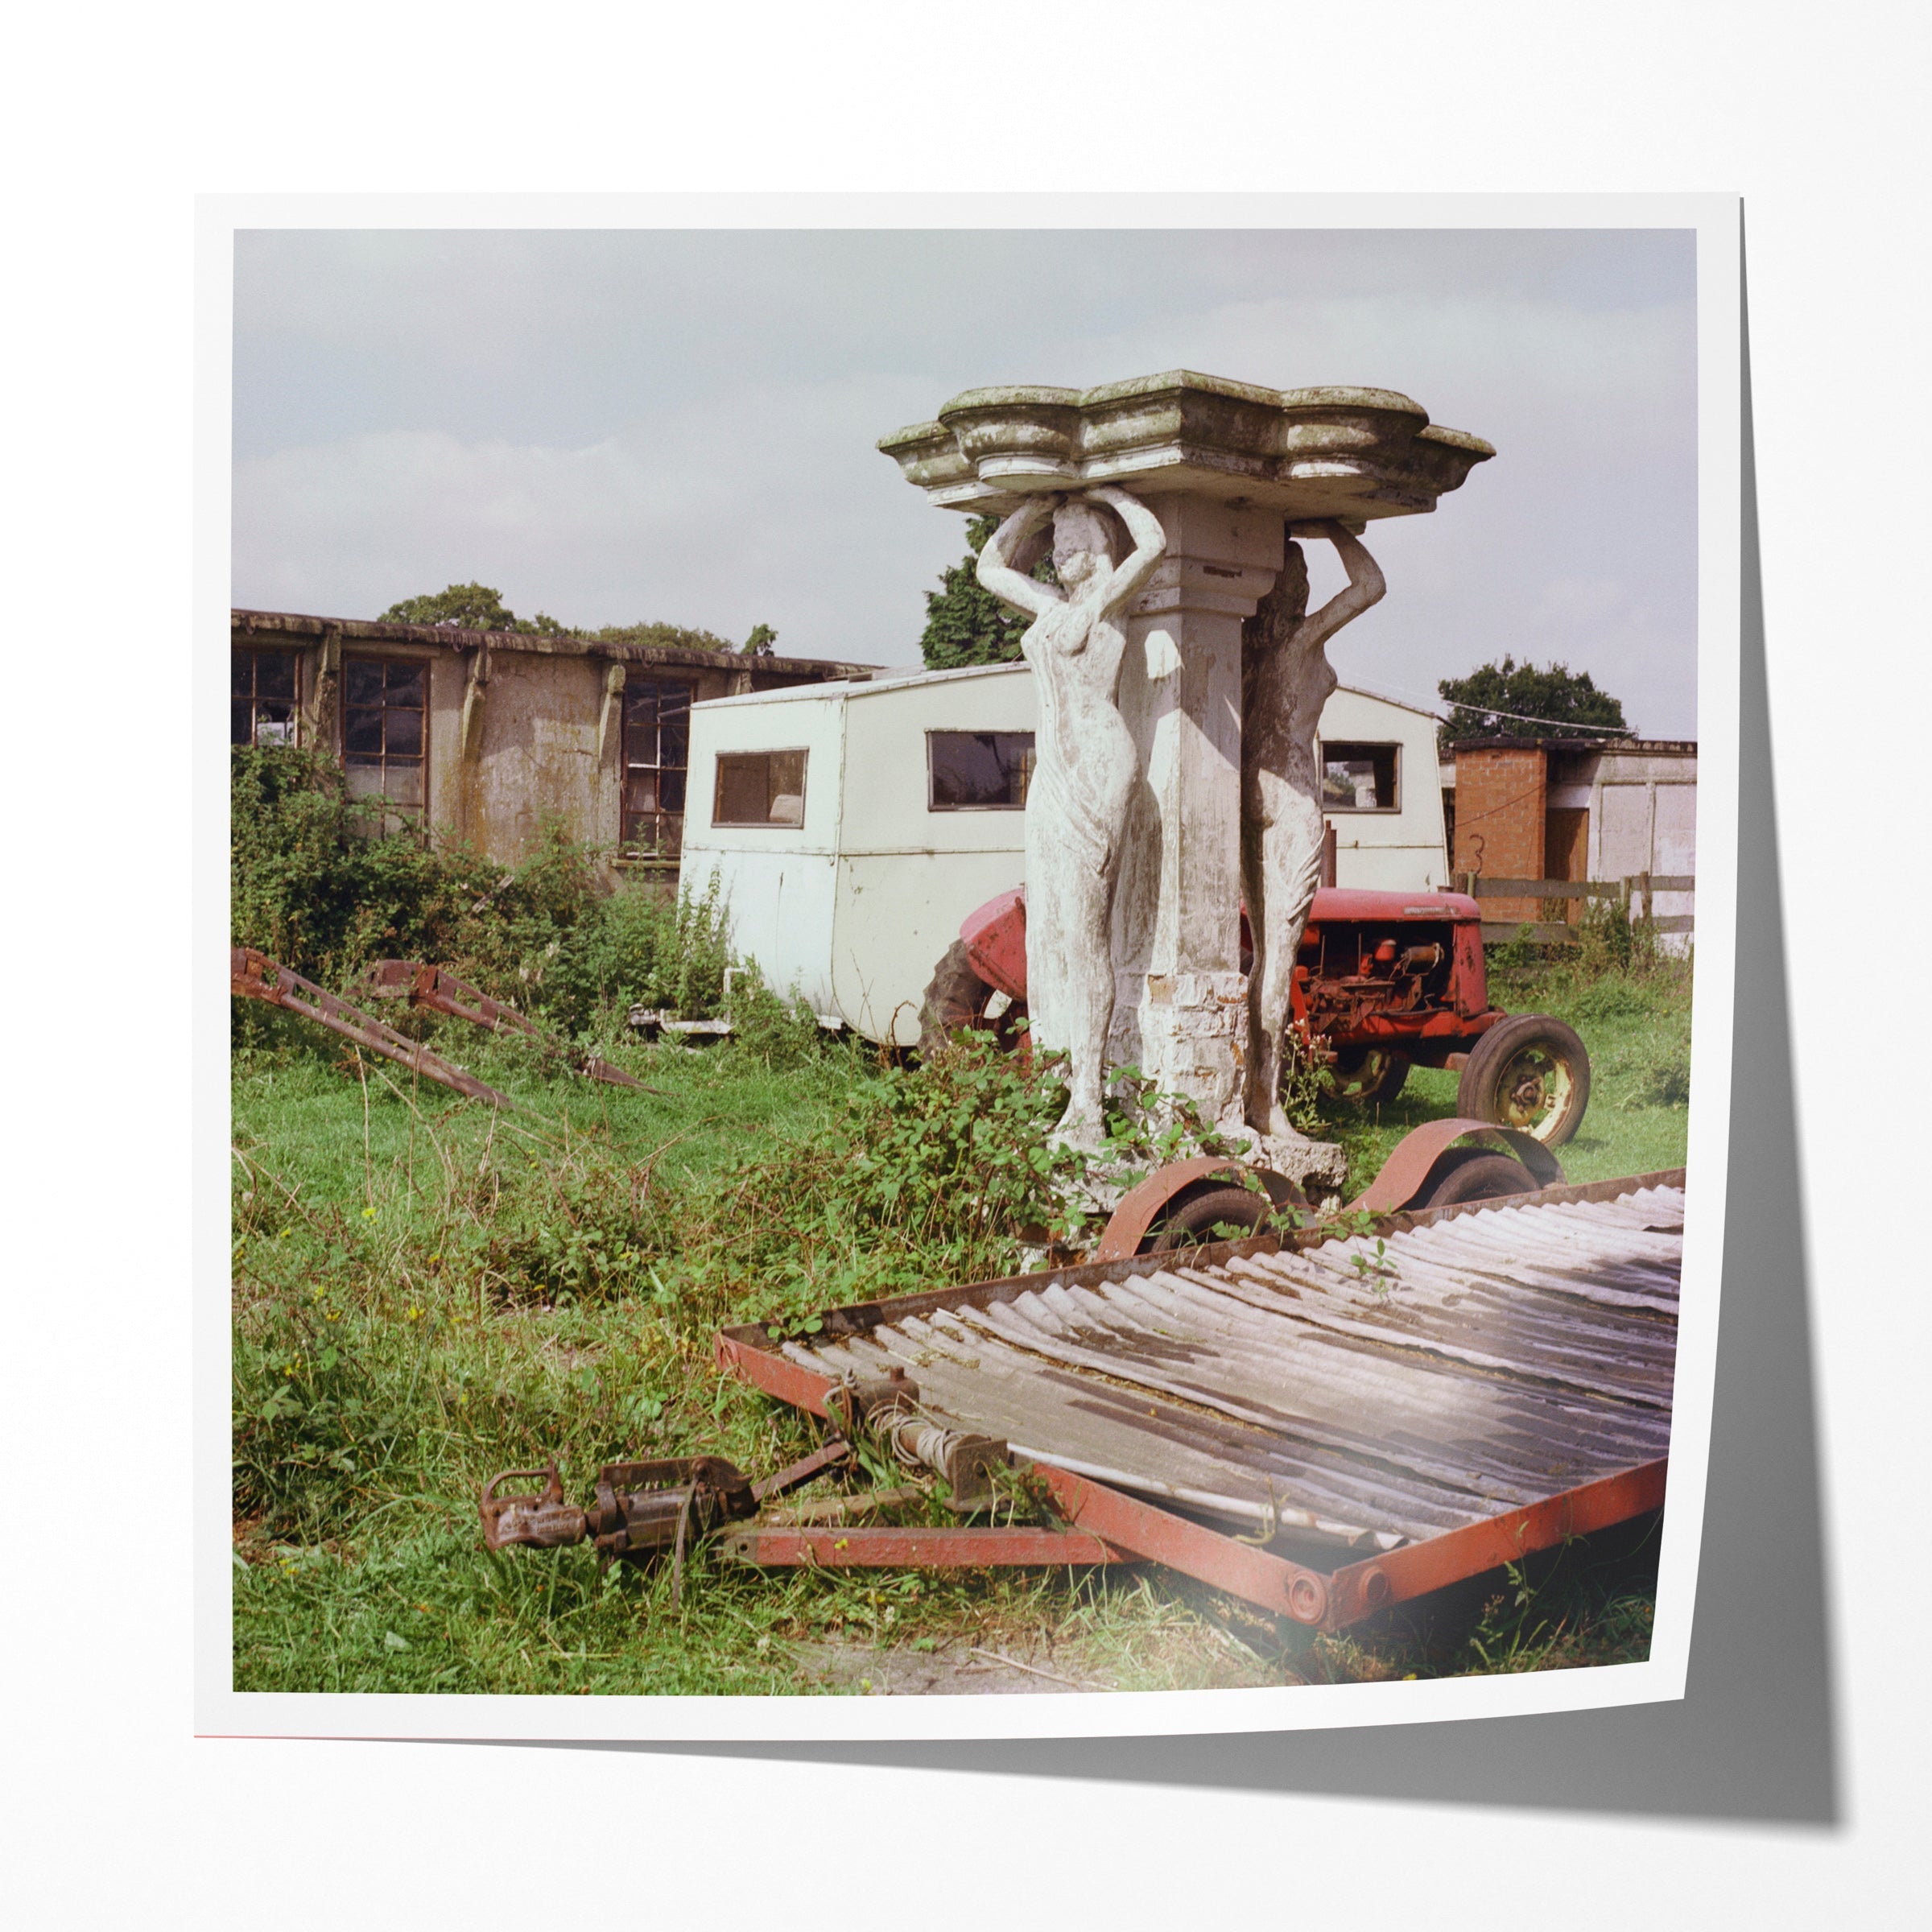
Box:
977, 486, 1167, 1151
1241, 520, 1386, 1139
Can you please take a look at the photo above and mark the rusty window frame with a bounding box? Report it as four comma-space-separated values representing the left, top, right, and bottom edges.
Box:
231, 646, 303, 748
926, 729, 1036, 811
621, 679, 695, 860
712, 749, 809, 828
341, 653, 430, 836
1317, 739, 1402, 813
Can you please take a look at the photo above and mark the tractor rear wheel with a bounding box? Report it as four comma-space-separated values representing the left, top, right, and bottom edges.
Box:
916, 940, 1028, 1059
1456, 1014, 1591, 1147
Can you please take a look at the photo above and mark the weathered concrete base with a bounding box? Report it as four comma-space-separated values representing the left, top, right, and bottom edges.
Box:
1228, 1127, 1350, 1203
1108, 968, 1249, 1127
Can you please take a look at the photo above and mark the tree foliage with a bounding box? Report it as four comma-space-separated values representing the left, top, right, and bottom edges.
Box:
919, 514, 1057, 670
381, 582, 564, 634
585, 619, 741, 655
741, 623, 778, 657
1438, 656, 1630, 742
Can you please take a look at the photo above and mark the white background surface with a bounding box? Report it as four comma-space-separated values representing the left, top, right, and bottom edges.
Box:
7, 2, 1926, 1925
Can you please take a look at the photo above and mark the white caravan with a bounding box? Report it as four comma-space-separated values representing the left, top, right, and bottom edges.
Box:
679, 660, 1448, 1046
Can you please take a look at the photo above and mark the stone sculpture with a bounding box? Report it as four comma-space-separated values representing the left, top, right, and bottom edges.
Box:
1240, 520, 1386, 1137
884, 374, 1489, 1181
976, 486, 1168, 1150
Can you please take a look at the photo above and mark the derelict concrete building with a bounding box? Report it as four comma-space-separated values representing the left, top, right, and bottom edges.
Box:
229, 609, 877, 871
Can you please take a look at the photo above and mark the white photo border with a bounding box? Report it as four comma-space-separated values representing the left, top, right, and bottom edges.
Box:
197, 189, 1741, 1744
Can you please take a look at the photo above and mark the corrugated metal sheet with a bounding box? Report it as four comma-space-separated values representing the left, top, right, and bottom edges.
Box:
780, 1183, 1682, 1554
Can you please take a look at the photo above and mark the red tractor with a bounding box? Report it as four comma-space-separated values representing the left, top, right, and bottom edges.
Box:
919, 884, 1591, 1146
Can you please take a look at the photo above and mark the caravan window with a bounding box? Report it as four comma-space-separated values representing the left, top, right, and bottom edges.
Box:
714, 749, 807, 827
1319, 741, 1400, 812
928, 730, 1035, 810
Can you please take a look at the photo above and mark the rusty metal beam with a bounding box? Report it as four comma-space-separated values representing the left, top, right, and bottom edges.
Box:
232, 947, 514, 1108
720, 1525, 1125, 1569
358, 959, 656, 1092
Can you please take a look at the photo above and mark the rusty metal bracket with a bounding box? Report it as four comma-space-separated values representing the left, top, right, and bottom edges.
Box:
828, 1368, 1010, 1512
1348, 1116, 1565, 1214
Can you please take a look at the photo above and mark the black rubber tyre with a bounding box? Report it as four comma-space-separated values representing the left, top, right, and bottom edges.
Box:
916, 939, 1028, 1058
1150, 1186, 1278, 1253
1412, 1149, 1541, 1209
1456, 1013, 1591, 1147
1325, 1045, 1411, 1107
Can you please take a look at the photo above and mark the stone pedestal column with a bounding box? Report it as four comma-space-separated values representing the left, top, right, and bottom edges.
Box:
1108, 493, 1285, 1130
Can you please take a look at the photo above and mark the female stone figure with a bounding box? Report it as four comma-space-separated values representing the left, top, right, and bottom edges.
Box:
1242, 519, 1386, 1139
976, 486, 1167, 1150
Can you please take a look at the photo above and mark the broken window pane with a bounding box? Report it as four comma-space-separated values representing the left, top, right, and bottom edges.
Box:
345, 658, 386, 705
341, 656, 428, 829
1319, 741, 1400, 811
255, 654, 296, 701
232, 647, 303, 748
385, 707, 423, 758
929, 731, 1036, 809
621, 678, 695, 854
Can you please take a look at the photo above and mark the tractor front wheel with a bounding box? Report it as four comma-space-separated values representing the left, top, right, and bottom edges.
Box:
1326, 1045, 1410, 1108
917, 941, 1028, 1059
1456, 1014, 1591, 1147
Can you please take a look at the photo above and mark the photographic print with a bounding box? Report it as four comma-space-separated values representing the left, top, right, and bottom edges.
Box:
206, 198, 1738, 1740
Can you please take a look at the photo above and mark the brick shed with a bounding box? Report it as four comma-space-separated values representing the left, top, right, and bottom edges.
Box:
1447, 735, 1699, 934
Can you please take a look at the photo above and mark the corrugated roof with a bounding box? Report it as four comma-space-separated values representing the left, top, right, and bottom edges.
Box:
778, 1183, 1682, 1554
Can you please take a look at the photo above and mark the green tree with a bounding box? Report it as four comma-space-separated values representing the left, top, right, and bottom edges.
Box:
741, 622, 779, 657
587, 619, 741, 654
919, 514, 1057, 670
381, 582, 564, 634
1438, 655, 1630, 743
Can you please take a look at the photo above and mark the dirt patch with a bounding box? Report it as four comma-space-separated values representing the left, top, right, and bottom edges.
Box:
786, 1639, 1108, 1695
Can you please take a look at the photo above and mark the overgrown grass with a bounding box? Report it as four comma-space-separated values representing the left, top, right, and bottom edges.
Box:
232, 965, 1682, 1695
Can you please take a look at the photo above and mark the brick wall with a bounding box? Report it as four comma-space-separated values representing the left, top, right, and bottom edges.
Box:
1452, 745, 1548, 923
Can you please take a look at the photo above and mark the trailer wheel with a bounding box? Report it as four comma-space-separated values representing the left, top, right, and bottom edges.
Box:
1457, 1014, 1591, 1147
1325, 1045, 1410, 1107
916, 941, 1028, 1058
1411, 1148, 1541, 1208
1150, 1185, 1281, 1253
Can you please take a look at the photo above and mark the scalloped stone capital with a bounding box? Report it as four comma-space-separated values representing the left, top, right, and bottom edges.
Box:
880, 370, 1493, 522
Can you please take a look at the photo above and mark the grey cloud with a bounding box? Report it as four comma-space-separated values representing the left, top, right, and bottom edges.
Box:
232, 225, 1698, 736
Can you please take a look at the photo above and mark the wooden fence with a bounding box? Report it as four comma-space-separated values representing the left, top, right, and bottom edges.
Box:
1453, 871, 1695, 946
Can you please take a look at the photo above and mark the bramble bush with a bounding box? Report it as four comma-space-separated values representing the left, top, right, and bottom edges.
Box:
231, 743, 735, 1034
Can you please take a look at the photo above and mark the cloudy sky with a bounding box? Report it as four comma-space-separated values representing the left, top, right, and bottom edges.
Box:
233, 225, 1698, 737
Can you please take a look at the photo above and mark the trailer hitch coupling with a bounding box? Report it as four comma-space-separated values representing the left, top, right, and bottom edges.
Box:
481, 1442, 856, 1559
